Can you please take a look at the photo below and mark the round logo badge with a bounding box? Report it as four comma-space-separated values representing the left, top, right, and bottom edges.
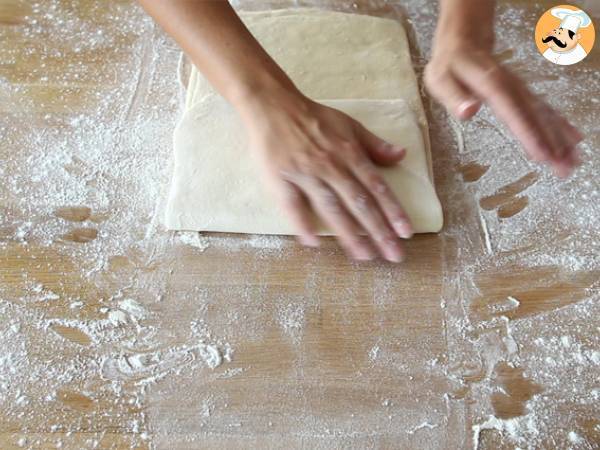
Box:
535, 4, 595, 65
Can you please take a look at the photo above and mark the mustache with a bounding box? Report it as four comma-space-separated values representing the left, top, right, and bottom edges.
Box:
542, 35, 567, 48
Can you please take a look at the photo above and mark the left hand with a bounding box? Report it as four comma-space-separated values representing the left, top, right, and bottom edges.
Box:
425, 1, 583, 178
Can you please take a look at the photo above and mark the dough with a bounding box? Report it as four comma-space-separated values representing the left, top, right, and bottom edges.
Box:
165, 9, 443, 235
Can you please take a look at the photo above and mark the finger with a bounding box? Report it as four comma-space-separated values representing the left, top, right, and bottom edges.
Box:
353, 128, 413, 238
519, 96, 582, 178
350, 158, 413, 239
533, 99, 580, 164
353, 123, 407, 167
546, 124, 578, 172
553, 144, 581, 178
538, 102, 584, 173
562, 119, 584, 144
295, 175, 376, 261
323, 161, 405, 263
554, 116, 583, 175
275, 179, 319, 247
455, 54, 556, 163
539, 101, 584, 147
540, 117, 579, 178
424, 67, 481, 120
553, 159, 574, 178
567, 147, 581, 167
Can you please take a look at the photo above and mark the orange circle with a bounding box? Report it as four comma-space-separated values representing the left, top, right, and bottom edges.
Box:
534, 4, 595, 60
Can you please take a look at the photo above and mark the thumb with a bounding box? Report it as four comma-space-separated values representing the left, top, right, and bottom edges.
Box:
355, 123, 406, 167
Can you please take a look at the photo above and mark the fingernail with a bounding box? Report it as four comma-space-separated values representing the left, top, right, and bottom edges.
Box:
385, 252, 404, 263
553, 163, 572, 179
382, 143, 405, 154
299, 235, 319, 247
457, 100, 479, 118
383, 239, 404, 263
530, 152, 547, 162
393, 220, 413, 239
354, 246, 375, 261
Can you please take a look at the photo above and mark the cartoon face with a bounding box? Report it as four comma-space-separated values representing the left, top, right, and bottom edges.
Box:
542, 27, 581, 52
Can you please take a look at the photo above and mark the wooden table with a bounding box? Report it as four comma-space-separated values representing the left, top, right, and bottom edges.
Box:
1, 1, 598, 449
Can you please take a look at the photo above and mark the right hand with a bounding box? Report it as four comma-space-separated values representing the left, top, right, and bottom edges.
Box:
236, 89, 414, 262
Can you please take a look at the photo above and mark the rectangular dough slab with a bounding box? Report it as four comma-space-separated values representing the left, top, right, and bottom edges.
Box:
165, 9, 443, 235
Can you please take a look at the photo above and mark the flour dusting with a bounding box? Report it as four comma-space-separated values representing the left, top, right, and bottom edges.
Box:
0, 0, 598, 448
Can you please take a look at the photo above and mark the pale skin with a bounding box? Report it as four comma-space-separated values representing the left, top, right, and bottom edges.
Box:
139, 0, 583, 262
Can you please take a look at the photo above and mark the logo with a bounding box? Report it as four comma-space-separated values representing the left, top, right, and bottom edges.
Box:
535, 5, 595, 65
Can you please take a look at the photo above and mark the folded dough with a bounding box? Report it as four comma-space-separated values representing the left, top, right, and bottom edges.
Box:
165, 9, 443, 235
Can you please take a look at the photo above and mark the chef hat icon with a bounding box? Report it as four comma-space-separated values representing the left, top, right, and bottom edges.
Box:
551, 7, 592, 33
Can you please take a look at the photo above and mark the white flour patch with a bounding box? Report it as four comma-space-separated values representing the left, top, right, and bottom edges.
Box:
277, 302, 305, 339
176, 231, 210, 251
216, 367, 245, 379
407, 421, 438, 434
177, 230, 291, 254
117, 298, 148, 321
197, 344, 223, 369
369, 345, 380, 362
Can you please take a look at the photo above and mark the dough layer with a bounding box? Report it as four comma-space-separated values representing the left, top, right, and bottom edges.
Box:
165, 9, 443, 235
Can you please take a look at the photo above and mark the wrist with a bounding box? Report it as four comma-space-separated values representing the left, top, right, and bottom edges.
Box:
233, 77, 310, 124
228, 71, 301, 111
436, 0, 495, 50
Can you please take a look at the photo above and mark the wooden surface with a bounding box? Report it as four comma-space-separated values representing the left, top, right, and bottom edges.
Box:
1, 1, 599, 449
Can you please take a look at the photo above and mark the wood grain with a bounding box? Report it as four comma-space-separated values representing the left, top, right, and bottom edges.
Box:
0, 0, 598, 449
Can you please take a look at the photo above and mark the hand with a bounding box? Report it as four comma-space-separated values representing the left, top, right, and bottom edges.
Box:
236, 89, 414, 262
141, 0, 413, 261
425, 3, 583, 177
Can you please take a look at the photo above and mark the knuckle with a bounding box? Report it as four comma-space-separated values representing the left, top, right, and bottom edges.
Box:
509, 108, 535, 131
347, 150, 369, 169
374, 230, 397, 244
338, 140, 358, 154
530, 132, 546, 147
319, 188, 342, 213
424, 65, 450, 87
482, 64, 507, 87
281, 183, 301, 203
353, 191, 372, 212
280, 169, 307, 187
312, 151, 337, 172
293, 153, 316, 174
365, 172, 388, 194
304, 116, 322, 133
342, 180, 373, 212
393, 209, 409, 222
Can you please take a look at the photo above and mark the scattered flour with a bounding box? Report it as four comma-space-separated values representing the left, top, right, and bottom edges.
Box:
197, 344, 223, 369
568, 430, 584, 445
177, 232, 210, 252
0, 0, 597, 448
407, 421, 438, 434
369, 345, 380, 362
277, 302, 305, 338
